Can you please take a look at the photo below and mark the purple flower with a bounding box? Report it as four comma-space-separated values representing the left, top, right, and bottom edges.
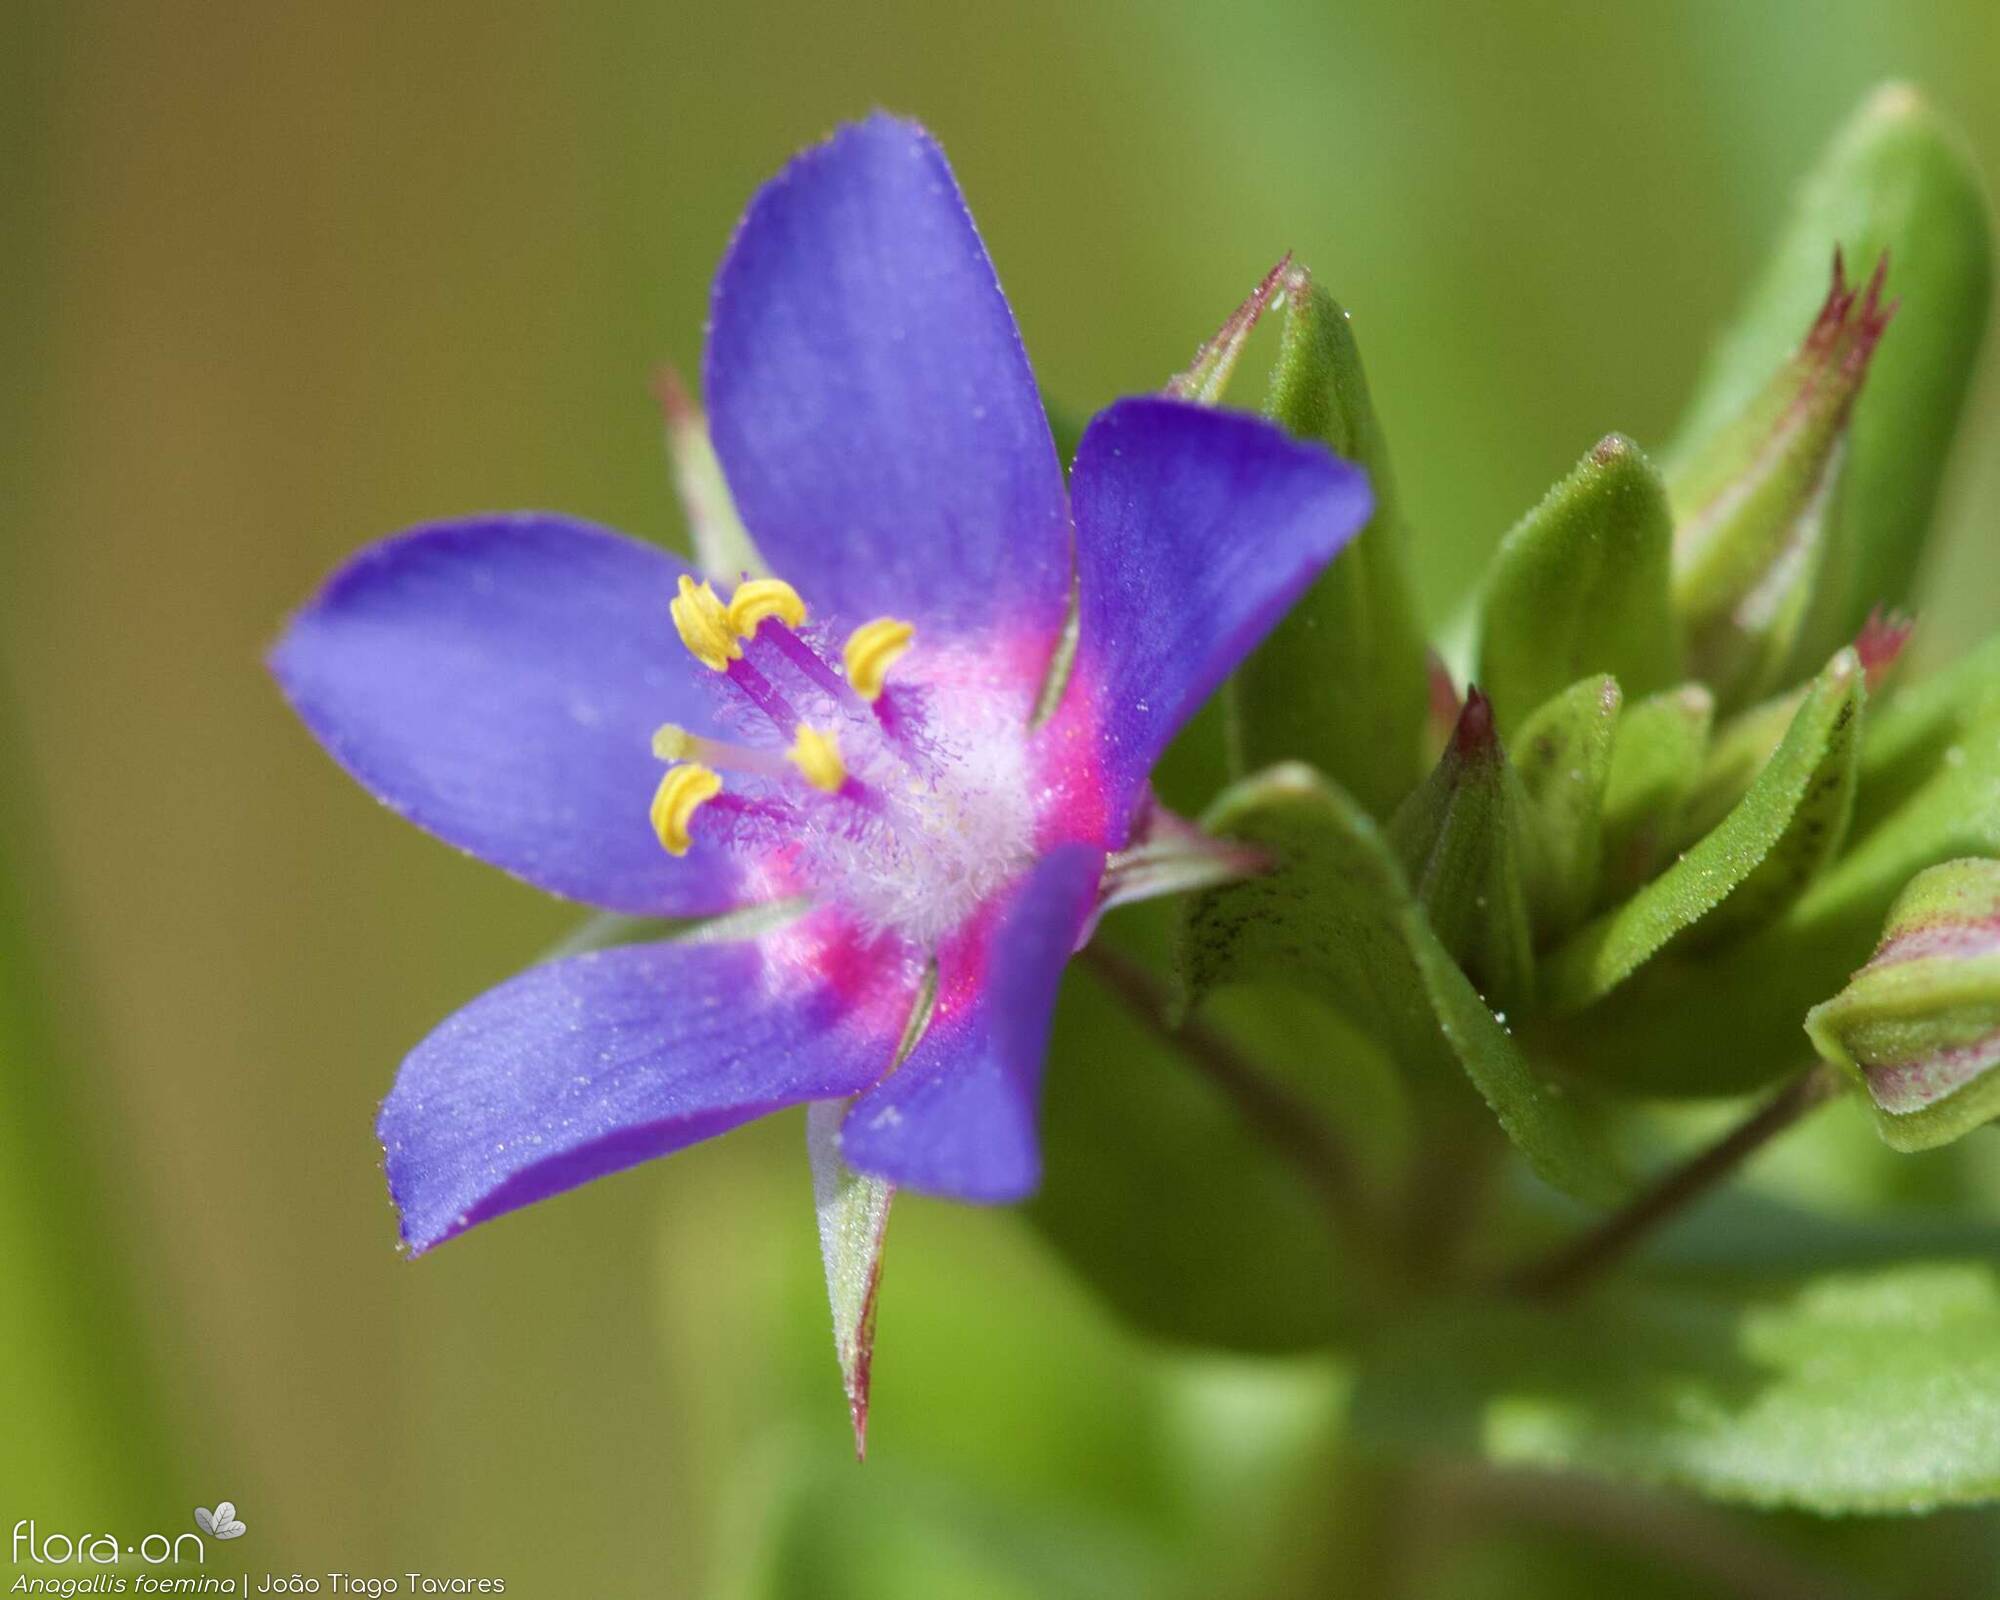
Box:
271, 114, 1371, 1253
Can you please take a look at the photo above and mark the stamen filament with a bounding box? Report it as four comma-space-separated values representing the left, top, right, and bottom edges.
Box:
872, 687, 916, 746
764, 621, 858, 703
836, 775, 882, 810
652, 723, 792, 780
725, 657, 802, 731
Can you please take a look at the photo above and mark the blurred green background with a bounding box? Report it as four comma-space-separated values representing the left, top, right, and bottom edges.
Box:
3, 1, 1997, 1594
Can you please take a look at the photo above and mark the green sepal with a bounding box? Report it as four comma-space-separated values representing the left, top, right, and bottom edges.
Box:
1167, 255, 1290, 404
1511, 675, 1622, 939
1679, 681, 1809, 845
1677, 605, 1903, 841
1669, 84, 1993, 676
1096, 801, 1268, 920
1227, 269, 1430, 817
1544, 647, 1864, 1013
802, 956, 938, 1458
1598, 684, 1714, 901
806, 1102, 895, 1459
656, 367, 765, 582
1181, 763, 1621, 1204
1476, 435, 1678, 734
1349, 1262, 2000, 1513
1789, 675, 2000, 975
1686, 657, 1864, 948
1806, 858, 2000, 1152
1184, 764, 1445, 1069
542, 896, 810, 961
1386, 691, 1538, 1011
1404, 911, 1623, 1208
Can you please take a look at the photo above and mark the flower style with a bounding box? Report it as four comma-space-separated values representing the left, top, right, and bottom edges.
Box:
271, 114, 1371, 1253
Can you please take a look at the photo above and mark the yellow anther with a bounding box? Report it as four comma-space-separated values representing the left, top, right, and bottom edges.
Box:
649, 763, 722, 856
651, 723, 696, 761
725, 577, 807, 638
843, 618, 915, 702
670, 576, 741, 671
788, 723, 847, 794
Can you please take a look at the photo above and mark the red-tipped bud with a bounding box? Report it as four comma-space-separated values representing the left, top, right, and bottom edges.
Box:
1669, 252, 1896, 708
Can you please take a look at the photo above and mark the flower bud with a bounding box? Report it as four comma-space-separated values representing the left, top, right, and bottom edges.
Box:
1387, 689, 1536, 1011
1669, 252, 1893, 708
1479, 434, 1678, 737
1668, 85, 1991, 702
1176, 258, 1430, 817
1805, 858, 2000, 1151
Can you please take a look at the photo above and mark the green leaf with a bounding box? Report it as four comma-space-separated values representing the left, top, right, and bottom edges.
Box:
1387, 692, 1537, 1011
1669, 84, 1993, 673
1543, 648, 1864, 1012
1228, 271, 1431, 818
1183, 764, 1620, 1204
1511, 675, 1622, 938
1598, 684, 1714, 901
1350, 1262, 2000, 1513
1477, 436, 1678, 734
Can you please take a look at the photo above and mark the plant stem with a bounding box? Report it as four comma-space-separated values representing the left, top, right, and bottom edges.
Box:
1081, 943, 1377, 1260
1505, 1063, 1842, 1299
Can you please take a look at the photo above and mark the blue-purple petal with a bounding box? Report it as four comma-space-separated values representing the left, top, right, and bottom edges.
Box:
271, 514, 745, 915
1066, 397, 1372, 840
705, 113, 1069, 644
381, 914, 918, 1252
839, 844, 1104, 1201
